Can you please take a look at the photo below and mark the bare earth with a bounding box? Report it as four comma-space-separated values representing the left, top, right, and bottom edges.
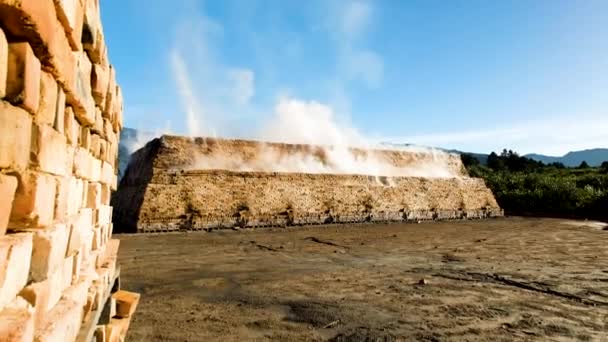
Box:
117, 217, 608, 341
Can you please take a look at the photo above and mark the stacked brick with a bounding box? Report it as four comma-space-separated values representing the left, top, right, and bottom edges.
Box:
0, 0, 128, 341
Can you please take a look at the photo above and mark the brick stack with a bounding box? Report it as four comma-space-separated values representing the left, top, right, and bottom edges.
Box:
0, 0, 128, 341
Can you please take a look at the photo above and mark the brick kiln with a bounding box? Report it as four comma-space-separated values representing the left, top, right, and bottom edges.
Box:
113, 135, 503, 233
0, 1, 137, 341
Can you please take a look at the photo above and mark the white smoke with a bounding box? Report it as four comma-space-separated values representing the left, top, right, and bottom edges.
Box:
159, 1, 461, 179
187, 96, 460, 178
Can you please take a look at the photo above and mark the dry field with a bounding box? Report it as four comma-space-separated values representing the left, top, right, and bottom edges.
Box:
117, 217, 608, 341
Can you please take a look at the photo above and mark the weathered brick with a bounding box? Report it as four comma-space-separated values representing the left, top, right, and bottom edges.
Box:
113, 85, 123, 132
90, 133, 101, 158
0, 233, 32, 311
73, 51, 95, 126
33, 287, 82, 342
93, 106, 104, 134
100, 184, 111, 205
6, 42, 41, 114
61, 275, 90, 308
0, 28, 7, 98
19, 279, 50, 331
64, 106, 79, 146
96, 205, 112, 226
53, 0, 85, 51
0, 102, 32, 171
79, 125, 91, 150
90, 156, 101, 182
73, 148, 90, 180
83, 0, 106, 64
103, 66, 115, 119
27, 223, 69, 282
66, 177, 83, 217
54, 176, 69, 222
0, 297, 34, 342
31, 124, 68, 176
0, 0, 81, 117
0, 174, 18, 235
54, 85, 66, 134
9, 171, 56, 229
86, 182, 101, 208
65, 220, 81, 257
92, 64, 109, 110
37, 72, 58, 126
101, 161, 114, 186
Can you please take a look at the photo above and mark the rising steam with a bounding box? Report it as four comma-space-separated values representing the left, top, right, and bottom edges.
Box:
157, 49, 462, 179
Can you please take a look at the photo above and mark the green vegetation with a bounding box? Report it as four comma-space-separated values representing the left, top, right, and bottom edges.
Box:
463, 150, 608, 221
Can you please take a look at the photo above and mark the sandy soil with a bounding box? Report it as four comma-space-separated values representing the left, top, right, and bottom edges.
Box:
117, 217, 608, 341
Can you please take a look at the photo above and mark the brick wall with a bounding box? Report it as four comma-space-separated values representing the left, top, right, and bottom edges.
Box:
0, 1, 126, 340
113, 136, 503, 233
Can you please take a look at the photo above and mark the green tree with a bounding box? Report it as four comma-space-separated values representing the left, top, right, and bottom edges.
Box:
461, 153, 480, 168
601, 161, 608, 173
579, 161, 590, 169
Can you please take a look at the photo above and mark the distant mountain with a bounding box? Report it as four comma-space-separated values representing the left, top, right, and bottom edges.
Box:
525, 149, 608, 167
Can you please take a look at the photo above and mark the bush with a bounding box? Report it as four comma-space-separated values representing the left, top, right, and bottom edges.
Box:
465, 151, 608, 221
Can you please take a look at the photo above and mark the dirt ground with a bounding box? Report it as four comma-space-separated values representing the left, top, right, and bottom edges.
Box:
117, 217, 608, 341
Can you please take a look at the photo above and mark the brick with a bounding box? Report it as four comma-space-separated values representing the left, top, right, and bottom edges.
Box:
6, 42, 41, 114
92, 63, 109, 108
83, 0, 106, 64
80, 125, 91, 150
112, 85, 123, 132
86, 182, 101, 208
73, 147, 90, 179
73, 51, 95, 126
101, 161, 114, 186
66, 178, 83, 217
71, 249, 81, 282
28, 223, 70, 282
103, 66, 115, 119
0, 28, 7, 98
91, 156, 102, 182
31, 124, 68, 176
65, 221, 80, 258
64, 106, 79, 146
103, 118, 113, 140
34, 297, 83, 342
0, 175, 18, 235
96, 205, 112, 226
0, 101, 32, 171
0, 297, 34, 342
9, 172, 56, 229
62, 255, 74, 289
54, 86, 66, 134
0, 0, 79, 116
37, 72, 58, 126
21, 262, 70, 324
90, 134, 101, 157
53, 177, 68, 223
112, 291, 140, 318
111, 174, 118, 191
100, 184, 111, 205
81, 180, 89, 206
61, 276, 90, 309
93, 106, 104, 134
53, 0, 85, 51
19, 279, 50, 329
0, 233, 32, 311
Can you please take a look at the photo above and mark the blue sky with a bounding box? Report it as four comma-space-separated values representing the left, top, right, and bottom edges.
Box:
102, 0, 607, 155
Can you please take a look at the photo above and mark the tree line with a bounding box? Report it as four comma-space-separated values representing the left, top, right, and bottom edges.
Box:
462, 150, 608, 221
